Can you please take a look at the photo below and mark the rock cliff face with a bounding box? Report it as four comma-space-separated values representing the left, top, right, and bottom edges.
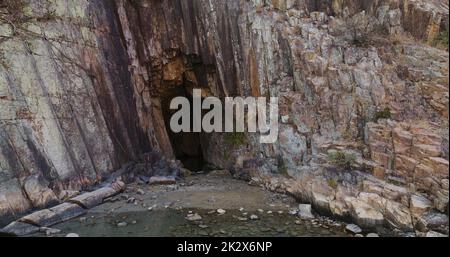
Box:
0, 0, 448, 232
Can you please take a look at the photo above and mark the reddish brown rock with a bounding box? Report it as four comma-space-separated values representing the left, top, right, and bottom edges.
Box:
394, 155, 418, 176
0, 0, 448, 232
392, 127, 413, 154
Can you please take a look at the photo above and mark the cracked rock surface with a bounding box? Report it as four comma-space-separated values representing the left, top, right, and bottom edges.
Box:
0, 0, 449, 235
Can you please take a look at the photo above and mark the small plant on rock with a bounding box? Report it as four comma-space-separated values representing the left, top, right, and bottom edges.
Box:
224, 132, 247, 147
327, 179, 338, 189
328, 150, 356, 171
433, 27, 449, 51
373, 107, 392, 122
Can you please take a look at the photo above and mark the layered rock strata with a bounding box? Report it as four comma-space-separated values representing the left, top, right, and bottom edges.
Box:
0, 0, 448, 233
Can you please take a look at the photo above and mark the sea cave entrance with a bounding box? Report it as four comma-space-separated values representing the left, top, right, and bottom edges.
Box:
161, 86, 206, 172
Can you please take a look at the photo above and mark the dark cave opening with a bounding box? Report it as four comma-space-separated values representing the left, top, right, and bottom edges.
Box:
161, 86, 205, 172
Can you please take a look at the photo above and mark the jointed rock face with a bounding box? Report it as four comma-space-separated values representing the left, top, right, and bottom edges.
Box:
0, 0, 448, 233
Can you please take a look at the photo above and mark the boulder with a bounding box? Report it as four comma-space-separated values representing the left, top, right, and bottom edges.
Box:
329, 199, 350, 217
149, 176, 176, 185
49, 202, 86, 223
426, 231, 447, 237
19, 209, 60, 227
347, 197, 385, 228
109, 180, 126, 193
0, 178, 32, 220
0, 221, 40, 236
410, 194, 432, 217
68, 186, 120, 209
433, 189, 449, 213
311, 191, 332, 213
19, 202, 86, 228
23, 175, 59, 209
385, 201, 414, 231
416, 211, 449, 233
298, 204, 315, 219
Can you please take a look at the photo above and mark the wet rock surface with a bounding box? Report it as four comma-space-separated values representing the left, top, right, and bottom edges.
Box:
12, 171, 405, 237
22, 172, 359, 237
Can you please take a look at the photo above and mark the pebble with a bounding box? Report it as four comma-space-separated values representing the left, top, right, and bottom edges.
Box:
239, 207, 244, 212
117, 222, 128, 227
79, 217, 87, 222
217, 209, 226, 215
136, 189, 145, 195
250, 214, 259, 220
66, 233, 79, 237
267, 211, 273, 214
366, 233, 380, 237
199, 224, 209, 229
354, 234, 364, 237
258, 209, 264, 213
41, 227, 61, 236
186, 213, 202, 221
131, 220, 137, 224
127, 197, 136, 204
277, 211, 284, 214
288, 209, 297, 215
